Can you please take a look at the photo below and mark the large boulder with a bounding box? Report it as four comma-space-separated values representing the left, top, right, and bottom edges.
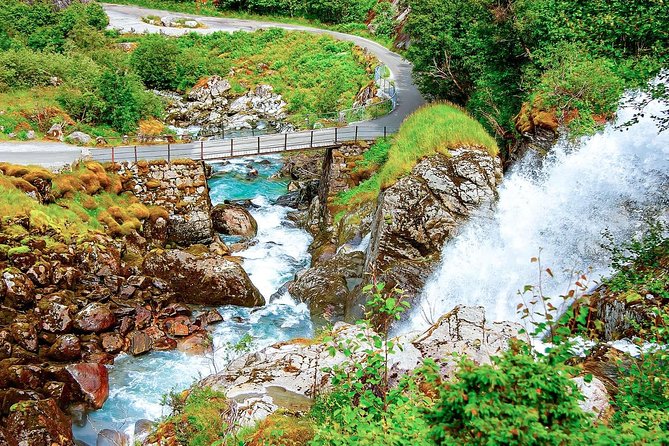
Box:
211, 204, 258, 238
365, 148, 502, 299
198, 305, 520, 427
142, 249, 264, 307
65, 363, 109, 409
48, 334, 82, 361
412, 305, 521, 378
4, 398, 74, 446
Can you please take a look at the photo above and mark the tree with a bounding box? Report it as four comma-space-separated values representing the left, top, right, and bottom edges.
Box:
130, 35, 182, 90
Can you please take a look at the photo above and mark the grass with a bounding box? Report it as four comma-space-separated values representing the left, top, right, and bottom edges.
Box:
335, 103, 499, 209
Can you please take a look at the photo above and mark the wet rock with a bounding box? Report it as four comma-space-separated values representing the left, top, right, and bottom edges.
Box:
97, 429, 129, 446
211, 204, 258, 238
143, 249, 264, 307
100, 333, 124, 354
4, 399, 74, 446
26, 261, 53, 287
74, 303, 116, 333
37, 299, 73, 333
127, 275, 151, 290
10, 322, 38, 352
49, 334, 82, 361
177, 332, 211, 355
65, 363, 109, 409
76, 243, 121, 277
412, 305, 521, 378
10, 251, 37, 271
275, 180, 319, 210
8, 364, 43, 390
2, 268, 36, 309
127, 330, 153, 356
289, 251, 365, 324
163, 316, 191, 337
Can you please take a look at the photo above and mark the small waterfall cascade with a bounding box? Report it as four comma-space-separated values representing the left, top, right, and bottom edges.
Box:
410, 93, 669, 331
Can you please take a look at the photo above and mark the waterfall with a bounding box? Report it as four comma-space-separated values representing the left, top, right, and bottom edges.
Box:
409, 93, 669, 331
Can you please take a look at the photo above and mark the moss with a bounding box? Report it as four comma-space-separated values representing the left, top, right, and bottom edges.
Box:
7, 245, 30, 257
184, 244, 210, 256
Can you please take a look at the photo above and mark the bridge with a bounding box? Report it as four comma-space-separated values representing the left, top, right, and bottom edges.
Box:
91, 125, 397, 163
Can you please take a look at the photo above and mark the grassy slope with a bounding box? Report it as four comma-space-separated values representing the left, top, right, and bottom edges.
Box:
0, 161, 166, 242
336, 103, 499, 209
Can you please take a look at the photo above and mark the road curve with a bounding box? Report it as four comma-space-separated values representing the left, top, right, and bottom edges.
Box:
0, 3, 426, 166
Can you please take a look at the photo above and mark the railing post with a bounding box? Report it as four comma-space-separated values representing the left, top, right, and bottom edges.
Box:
200, 141, 204, 161
257, 136, 261, 154
111, 146, 115, 164
284, 133, 288, 151
230, 138, 234, 157
384, 126, 387, 139
355, 126, 358, 142
167, 143, 171, 163
310, 131, 314, 148
133, 146, 137, 163
335, 127, 338, 144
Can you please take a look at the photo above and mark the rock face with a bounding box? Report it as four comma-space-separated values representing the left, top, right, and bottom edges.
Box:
113, 160, 214, 245
143, 249, 265, 307
198, 306, 520, 427
211, 204, 258, 238
365, 149, 502, 298
166, 78, 288, 132
288, 251, 365, 324
3, 398, 74, 446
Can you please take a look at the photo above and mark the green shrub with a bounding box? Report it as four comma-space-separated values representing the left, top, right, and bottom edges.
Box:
130, 35, 182, 90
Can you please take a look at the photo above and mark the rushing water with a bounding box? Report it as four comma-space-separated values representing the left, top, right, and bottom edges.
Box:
74, 156, 313, 445
409, 95, 669, 331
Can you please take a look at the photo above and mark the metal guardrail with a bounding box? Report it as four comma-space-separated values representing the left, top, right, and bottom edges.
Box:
91, 125, 397, 164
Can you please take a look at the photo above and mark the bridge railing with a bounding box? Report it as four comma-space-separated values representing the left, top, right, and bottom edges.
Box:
90, 125, 399, 164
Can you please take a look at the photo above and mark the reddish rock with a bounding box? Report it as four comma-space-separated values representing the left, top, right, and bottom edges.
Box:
26, 261, 53, 286
4, 398, 74, 446
159, 303, 191, 318
74, 303, 116, 333
127, 331, 153, 356
48, 334, 82, 361
163, 316, 191, 337
8, 364, 43, 390
65, 363, 109, 409
119, 285, 136, 299
37, 300, 73, 333
127, 275, 151, 290
134, 305, 152, 329
204, 309, 223, 324
10, 251, 37, 272
10, 322, 38, 352
153, 336, 177, 351
143, 249, 264, 307
118, 316, 134, 335
100, 333, 124, 354
52, 266, 81, 289
42, 381, 71, 407
2, 268, 36, 309
177, 332, 212, 355
76, 242, 121, 277
0, 330, 12, 359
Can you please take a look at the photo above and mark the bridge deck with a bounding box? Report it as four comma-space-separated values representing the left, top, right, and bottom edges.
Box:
91, 125, 396, 164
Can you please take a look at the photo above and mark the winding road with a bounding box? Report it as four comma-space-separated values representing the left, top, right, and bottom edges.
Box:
0, 3, 425, 166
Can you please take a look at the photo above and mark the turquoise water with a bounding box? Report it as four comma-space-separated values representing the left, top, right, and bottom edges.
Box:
73, 155, 313, 445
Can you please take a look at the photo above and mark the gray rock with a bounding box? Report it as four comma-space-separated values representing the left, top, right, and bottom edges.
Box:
66, 131, 92, 145
211, 204, 258, 238
573, 376, 610, 419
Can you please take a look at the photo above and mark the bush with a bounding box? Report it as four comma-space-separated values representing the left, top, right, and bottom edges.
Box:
130, 35, 182, 90
96, 71, 143, 133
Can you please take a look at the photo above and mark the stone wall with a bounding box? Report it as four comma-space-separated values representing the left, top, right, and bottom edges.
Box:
115, 160, 214, 245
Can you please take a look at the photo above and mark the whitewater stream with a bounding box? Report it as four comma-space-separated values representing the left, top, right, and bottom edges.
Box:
73, 156, 314, 444
410, 94, 669, 331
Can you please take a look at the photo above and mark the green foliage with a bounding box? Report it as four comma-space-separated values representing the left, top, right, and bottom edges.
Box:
405, 0, 669, 139
370, 2, 397, 39
130, 35, 182, 90
604, 221, 669, 300
96, 71, 144, 134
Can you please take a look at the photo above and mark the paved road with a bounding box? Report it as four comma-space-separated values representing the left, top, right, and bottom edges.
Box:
0, 3, 425, 166
0, 142, 81, 168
